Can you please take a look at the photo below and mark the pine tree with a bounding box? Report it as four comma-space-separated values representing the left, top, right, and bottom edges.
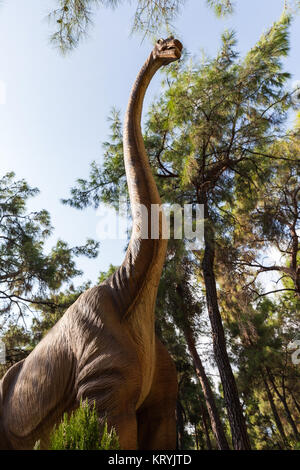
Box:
48, 0, 237, 52
0, 172, 98, 324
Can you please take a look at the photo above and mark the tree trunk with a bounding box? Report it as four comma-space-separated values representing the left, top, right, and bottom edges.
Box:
200, 199, 251, 450
262, 374, 289, 448
290, 390, 300, 416
183, 324, 229, 449
202, 407, 213, 450
194, 424, 200, 450
176, 400, 185, 450
266, 368, 299, 441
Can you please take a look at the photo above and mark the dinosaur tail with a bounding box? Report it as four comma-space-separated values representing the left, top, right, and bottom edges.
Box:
0, 359, 27, 449
0, 374, 13, 450
0, 377, 12, 449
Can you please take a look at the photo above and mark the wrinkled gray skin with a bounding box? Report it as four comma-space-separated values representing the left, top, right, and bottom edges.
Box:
0, 37, 182, 450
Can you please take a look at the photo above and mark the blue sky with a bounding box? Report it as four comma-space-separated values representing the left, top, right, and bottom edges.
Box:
0, 0, 299, 286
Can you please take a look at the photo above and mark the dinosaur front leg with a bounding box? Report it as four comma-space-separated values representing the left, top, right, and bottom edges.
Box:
76, 390, 138, 450
103, 407, 138, 450
137, 402, 177, 450
76, 345, 141, 450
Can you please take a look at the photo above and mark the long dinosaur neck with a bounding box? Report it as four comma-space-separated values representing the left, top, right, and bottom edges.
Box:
108, 53, 167, 318
124, 54, 162, 211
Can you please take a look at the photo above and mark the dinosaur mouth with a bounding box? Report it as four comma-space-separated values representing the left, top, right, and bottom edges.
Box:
161, 41, 183, 60
165, 46, 181, 59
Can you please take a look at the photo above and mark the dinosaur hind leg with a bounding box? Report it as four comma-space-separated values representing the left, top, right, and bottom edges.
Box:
137, 338, 177, 450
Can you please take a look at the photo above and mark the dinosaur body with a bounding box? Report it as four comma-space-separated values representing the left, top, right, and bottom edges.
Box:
0, 38, 182, 450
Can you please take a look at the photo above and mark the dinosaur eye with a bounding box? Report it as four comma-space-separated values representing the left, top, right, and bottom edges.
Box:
157, 38, 164, 45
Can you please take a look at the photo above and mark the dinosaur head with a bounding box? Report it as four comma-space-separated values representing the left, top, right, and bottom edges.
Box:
152, 37, 183, 65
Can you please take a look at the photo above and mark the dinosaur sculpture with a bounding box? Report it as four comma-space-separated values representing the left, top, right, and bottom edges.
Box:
0, 37, 182, 450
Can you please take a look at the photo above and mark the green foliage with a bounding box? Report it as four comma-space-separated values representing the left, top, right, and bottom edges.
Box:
48, 400, 120, 450
49, 0, 186, 52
